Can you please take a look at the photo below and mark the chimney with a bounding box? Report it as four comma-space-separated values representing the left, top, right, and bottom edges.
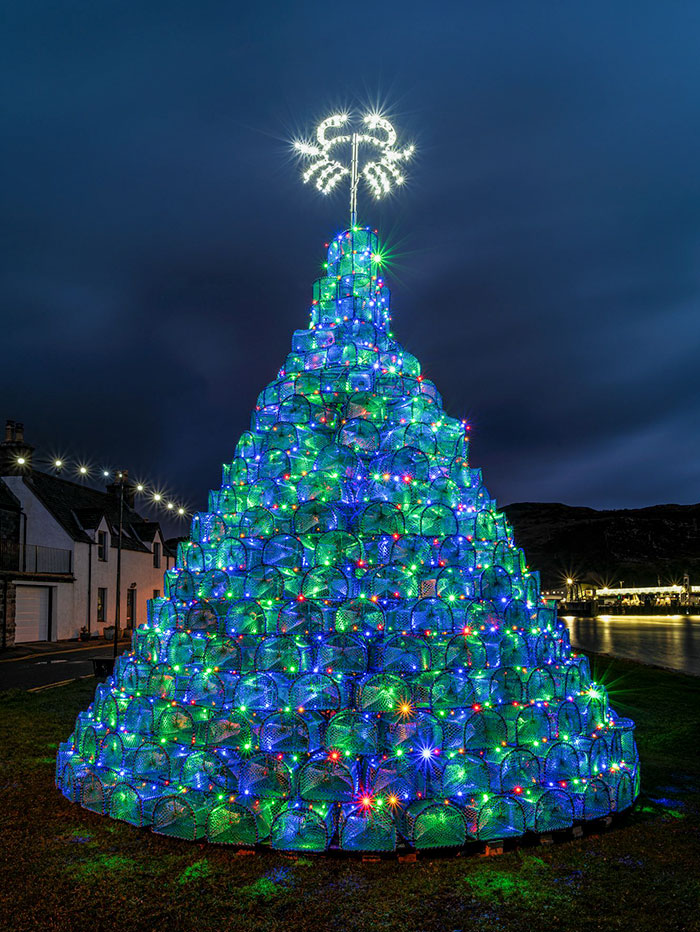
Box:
0, 419, 35, 476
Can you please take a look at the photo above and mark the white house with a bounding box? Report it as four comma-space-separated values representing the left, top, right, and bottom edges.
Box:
0, 421, 175, 645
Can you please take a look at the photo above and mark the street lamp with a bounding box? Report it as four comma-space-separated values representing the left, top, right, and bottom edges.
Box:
112, 470, 127, 661
565, 577, 575, 601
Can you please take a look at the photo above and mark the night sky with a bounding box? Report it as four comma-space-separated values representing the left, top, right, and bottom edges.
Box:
3, 2, 700, 529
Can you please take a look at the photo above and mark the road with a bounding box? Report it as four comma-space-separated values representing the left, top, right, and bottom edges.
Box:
0, 641, 129, 692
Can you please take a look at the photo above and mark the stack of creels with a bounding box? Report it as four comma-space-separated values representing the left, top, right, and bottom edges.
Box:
57, 228, 640, 852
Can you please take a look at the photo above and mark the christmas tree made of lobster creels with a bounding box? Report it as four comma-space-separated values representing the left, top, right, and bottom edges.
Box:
57, 112, 639, 852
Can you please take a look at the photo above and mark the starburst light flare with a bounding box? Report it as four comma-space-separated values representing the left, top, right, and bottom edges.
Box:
293, 112, 414, 226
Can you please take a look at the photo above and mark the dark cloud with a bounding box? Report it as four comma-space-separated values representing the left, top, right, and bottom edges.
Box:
2, 1, 700, 523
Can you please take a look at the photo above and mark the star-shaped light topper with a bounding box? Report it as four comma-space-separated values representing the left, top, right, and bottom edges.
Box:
293, 112, 414, 226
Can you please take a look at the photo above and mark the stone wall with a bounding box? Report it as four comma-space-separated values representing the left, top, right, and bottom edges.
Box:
0, 576, 16, 648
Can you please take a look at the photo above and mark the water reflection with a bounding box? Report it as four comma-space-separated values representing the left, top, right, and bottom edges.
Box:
562, 615, 700, 677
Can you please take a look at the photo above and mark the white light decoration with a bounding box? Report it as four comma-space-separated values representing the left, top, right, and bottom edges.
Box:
13, 446, 188, 518
293, 112, 414, 226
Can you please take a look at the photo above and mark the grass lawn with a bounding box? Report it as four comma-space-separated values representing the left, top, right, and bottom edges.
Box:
1, 654, 699, 932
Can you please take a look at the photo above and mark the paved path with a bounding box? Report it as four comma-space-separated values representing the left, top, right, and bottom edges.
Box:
0, 640, 129, 691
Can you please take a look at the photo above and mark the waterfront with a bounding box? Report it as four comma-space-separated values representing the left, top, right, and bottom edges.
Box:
562, 614, 700, 677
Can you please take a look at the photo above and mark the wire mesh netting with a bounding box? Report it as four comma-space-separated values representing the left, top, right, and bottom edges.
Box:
57, 227, 639, 852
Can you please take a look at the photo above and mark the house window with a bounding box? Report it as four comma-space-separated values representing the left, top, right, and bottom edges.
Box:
97, 530, 108, 562
97, 588, 107, 623
153, 589, 160, 599
153, 541, 161, 568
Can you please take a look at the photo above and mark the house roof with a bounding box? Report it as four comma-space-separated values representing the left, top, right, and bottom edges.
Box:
21, 471, 166, 553
73, 508, 106, 531
131, 521, 160, 543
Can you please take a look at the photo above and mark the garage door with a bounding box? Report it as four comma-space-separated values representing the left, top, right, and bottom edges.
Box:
15, 586, 50, 643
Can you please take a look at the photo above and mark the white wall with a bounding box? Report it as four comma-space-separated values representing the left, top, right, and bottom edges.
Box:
72, 524, 174, 640
2, 476, 73, 549
4, 477, 76, 641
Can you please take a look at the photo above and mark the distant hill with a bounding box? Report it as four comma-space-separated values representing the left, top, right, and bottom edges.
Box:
502, 502, 700, 589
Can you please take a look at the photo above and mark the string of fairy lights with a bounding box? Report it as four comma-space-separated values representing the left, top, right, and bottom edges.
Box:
12, 450, 190, 519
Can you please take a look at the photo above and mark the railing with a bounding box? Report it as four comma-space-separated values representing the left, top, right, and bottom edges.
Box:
0, 540, 72, 574
561, 599, 700, 617
24, 544, 73, 574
